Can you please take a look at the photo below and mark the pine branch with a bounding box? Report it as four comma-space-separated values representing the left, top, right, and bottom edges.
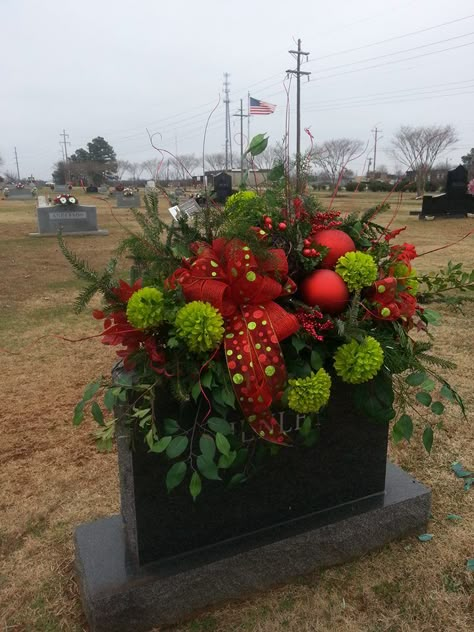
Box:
58, 232, 100, 283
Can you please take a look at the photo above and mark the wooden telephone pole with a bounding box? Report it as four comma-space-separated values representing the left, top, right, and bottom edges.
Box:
233, 99, 249, 185
286, 39, 310, 193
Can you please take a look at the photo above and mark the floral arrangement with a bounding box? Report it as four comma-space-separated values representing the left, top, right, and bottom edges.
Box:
3, 187, 9, 197
62, 137, 474, 499
468, 178, 474, 195
122, 187, 134, 197
54, 194, 78, 206
16, 183, 25, 189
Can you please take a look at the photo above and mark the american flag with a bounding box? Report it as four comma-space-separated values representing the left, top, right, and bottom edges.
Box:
249, 97, 276, 115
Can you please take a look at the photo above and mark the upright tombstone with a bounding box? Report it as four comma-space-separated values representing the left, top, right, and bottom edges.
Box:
420, 165, 474, 219
54, 184, 68, 193
74, 371, 431, 631
211, 172, 233, 203
98, 185, 108, 194
30, 204, 108, 237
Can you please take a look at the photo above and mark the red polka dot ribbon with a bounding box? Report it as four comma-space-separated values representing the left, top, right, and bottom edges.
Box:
171, 238, 299, 443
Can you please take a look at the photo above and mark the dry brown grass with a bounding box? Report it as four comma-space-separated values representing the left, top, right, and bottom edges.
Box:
0, 190, 472, 632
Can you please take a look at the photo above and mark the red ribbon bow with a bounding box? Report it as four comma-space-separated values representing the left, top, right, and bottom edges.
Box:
172, 238, 299, 443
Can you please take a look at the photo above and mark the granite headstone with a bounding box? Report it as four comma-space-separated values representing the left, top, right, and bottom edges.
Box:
116, 193, 141, 208
421, 165, 474, 219
30, 205, 108, 236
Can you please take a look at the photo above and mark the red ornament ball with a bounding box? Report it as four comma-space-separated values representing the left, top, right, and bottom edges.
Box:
300, 270, 350, 315
312, 229, 355, 269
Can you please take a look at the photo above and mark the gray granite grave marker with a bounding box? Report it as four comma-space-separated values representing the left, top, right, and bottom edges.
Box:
5, 187, 34, 200
54, 184, 68, 193
116, 193, 141, 208
30, 205, 108, 236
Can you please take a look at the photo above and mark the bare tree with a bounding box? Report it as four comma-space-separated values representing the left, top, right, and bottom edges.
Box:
205, 153, 226, 171
116, 160, 132, 179
253, 143, 286, 170
127, 162, 144, 183
312, 138, 364, 189
390, 125, 457, 195
171, 153, 200, 181
141, 159, 161, 180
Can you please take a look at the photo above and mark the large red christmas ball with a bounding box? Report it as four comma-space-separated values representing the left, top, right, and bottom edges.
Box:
300, 270, 350, 314
312, 229, 356, 269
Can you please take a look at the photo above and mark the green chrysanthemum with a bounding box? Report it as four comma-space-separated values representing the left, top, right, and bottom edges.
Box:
335, 251, 378, 291
333, 336, 384, 384
175, 301, 224, 353
126, 287, 164, 329
224, 190, 257, 211
288, 368, 332, 414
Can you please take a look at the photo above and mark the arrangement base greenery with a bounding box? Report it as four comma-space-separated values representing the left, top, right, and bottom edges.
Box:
74, 464, 430, 632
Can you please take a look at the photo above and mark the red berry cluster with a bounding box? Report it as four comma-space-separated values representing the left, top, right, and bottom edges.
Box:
296, 308, 334, 341
302, 238, 320, 258
310, 210, 342, 233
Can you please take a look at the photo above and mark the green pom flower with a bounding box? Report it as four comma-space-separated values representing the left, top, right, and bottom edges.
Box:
392, 262, 419, 296
333, 336, 384, 384
288, 368, 332, 414
126, 287, 164, 329
224, 190, 257, 212
175, 301, 224, 353
335, 251, 378, 291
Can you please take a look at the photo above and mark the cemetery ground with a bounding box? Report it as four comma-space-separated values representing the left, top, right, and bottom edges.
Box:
0, 190, 473, 632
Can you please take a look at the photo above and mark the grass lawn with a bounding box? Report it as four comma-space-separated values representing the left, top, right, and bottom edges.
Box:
0, 189, 473, 631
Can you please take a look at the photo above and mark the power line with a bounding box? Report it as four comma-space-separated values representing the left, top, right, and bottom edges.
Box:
286, 38, 311, 193
306, 13, 474, 66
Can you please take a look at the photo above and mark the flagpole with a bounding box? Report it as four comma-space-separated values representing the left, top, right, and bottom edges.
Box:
247, 92, 251, 146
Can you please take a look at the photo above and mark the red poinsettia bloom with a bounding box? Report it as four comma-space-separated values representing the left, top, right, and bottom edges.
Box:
384, 226, 407, 242
390, 243, 417, 264
110, 279, 142, 304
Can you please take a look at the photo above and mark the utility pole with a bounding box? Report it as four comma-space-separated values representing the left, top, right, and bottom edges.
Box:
223, 73, 233, 170
372, 126, 382, 174
233, 99, 249, 185
367, 157, 372, 178
286, 38, 311, 193
14, 147, 20, 180
60, 129, 71, 183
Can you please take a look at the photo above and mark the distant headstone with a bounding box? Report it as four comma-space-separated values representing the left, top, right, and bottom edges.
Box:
145, 180, 157, 194
54, 184, 67, 193
30, 205, 109, 237
116, 193, 141, 208
211, 172, 232, 203
6, 187, 34, 200
420, 165, 474, 219
86, 185, 99, 193
98, 186, 108, 194
37, 195, 50, 207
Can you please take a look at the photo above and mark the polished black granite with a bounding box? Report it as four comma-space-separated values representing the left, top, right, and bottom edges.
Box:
118, 381, 389, 567
75, 463, 431, 632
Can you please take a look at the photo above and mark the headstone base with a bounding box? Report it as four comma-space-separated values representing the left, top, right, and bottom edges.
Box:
75, 463, 430, 632
29, 229, 109, 237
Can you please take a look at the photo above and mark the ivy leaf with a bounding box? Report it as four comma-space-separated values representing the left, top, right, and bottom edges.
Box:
440, 384, 455, 402
218, 450, 236, 469
423, 309, 441, 325
464, 477, 473, 491
246, 133, 269, 156
91, 401, 105, 426
446, 514, 462, 521
103, 389, 116, 411
417, 533, 433, 542
201, 370, 212, 389
163, 418, 180, 435
466, 559, 474, 572
73, 401, 85, 426
310, 350, 323, 371
450, 462, 472, 478
421, 378, 436, 392
221, 388, 236, 408
166, 436, 189, 459
405, 371, 427, 387
422, 426, 434, 453
416, 391, 432, 407
208, 417, 232, 435
166, 462, 187, 491
197, 455, 221, 480
150, 436, 172, 453
216, 432, 231, 456
392, 414, 413, 443
191, 381, 201, 402
431, 401, 445, 415
199, 434, 216, 461
189, 471, 202, 500
292, 337, 307, 353
228, 473, 246, 487
83, 380, 101, 402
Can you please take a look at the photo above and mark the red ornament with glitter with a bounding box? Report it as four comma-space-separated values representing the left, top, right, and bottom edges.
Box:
311, 229, 356, 269
299, 269, 350, 315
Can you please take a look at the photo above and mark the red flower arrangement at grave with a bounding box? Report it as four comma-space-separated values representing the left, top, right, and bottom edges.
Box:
16, 183, 25, 189
54, 194, 78, 206
122, 187, 134, 197
61, 135, 473, 498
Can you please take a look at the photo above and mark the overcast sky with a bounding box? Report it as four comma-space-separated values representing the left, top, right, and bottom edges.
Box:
1, 0, 473, 179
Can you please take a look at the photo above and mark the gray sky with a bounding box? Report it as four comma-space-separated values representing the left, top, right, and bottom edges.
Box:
2, 0, 473, 179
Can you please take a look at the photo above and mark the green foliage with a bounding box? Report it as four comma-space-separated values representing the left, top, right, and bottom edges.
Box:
417, 262, 474, 308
